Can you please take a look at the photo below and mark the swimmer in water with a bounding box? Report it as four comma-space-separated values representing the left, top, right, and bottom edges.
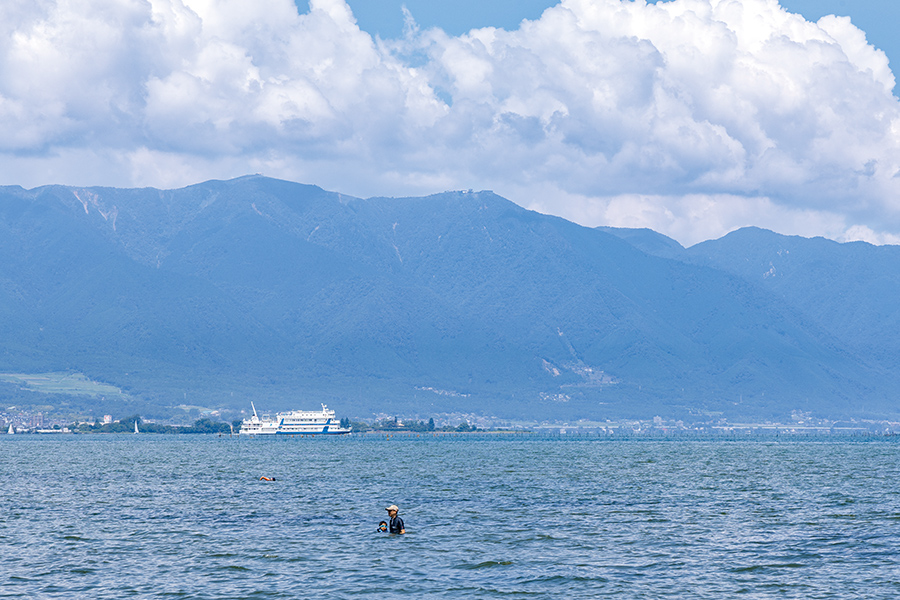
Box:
377, 521, 388, 532
259, 476, 276, 481
385, 505, 405, 534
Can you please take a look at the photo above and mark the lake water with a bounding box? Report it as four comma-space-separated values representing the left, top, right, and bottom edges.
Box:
2, 434, 899, 599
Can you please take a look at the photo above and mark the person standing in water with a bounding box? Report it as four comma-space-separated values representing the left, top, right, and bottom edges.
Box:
385, 505, 405, 534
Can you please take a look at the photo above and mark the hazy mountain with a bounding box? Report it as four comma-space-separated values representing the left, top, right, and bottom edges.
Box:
686, 228, 900, 377
1, 177, 896, 421
595, 226, 686, 260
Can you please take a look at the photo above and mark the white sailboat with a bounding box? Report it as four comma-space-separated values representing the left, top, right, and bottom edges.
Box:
7, 423, 13, 435
134, 420, 139, 434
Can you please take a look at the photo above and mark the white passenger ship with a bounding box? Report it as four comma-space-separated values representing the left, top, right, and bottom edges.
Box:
239, 402, 351, 435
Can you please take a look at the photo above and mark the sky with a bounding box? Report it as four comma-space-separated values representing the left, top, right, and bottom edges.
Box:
347, 0, 900, 72
2, 0, 900, 246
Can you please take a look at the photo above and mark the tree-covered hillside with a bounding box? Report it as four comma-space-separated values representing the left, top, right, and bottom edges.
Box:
1, 176, 897, 421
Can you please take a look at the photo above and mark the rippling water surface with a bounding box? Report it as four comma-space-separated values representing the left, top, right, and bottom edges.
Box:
2, 434, 899, 599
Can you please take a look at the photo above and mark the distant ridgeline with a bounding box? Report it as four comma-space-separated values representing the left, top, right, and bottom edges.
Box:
1, 176, 898, 421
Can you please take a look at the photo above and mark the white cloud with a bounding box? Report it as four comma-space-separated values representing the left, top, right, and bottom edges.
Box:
1, 0, 899, 245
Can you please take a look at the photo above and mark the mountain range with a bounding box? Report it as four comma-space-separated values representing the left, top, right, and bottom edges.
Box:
1, 175, 898, 422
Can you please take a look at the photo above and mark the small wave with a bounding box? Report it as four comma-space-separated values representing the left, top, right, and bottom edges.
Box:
220, 565, 251, 572
732, 563, 806, 573
518, 574, 609, 584
455, 560, 514, 570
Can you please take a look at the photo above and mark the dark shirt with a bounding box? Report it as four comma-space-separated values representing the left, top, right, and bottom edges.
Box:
389, 515, 405, 534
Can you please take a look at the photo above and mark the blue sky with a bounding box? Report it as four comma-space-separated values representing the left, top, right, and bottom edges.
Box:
2, 0, 899, 245
344, 0, 900, 77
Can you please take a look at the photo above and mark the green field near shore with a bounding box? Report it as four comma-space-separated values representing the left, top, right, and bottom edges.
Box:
0, 372, 127, 399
